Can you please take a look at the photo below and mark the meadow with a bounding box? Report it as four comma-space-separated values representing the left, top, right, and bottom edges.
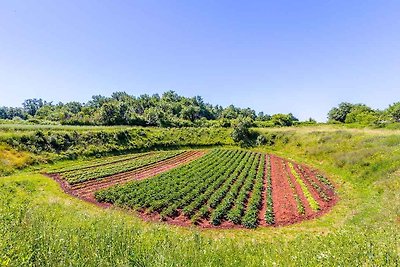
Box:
0, 124, 399, 266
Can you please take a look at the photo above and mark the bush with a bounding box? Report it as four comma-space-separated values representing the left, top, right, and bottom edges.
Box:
231, 119, 254, 147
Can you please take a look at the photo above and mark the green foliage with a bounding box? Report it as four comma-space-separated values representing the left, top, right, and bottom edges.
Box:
22, 98, 45, 116
264, 155, 274, 224
328, 102, 354, 123
1, 91, 275, 127
2, 127, 233, 155
385, 102, 400, 122
0, 106, 28, 120
231, 118, 255, 147
282, 160, 305, 215
255, 134, 267, 146
344, 105, 379, 125
0, 126, 233, 176
241, 155, 265, 228
271, 113, 298, 126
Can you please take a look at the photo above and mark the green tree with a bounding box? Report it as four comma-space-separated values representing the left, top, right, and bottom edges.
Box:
271, 113, 297, 126
231, 118, 254, 147
345, 105, 379, 124
98, 101, 124, 125
328, 102, 354, 123
181, 106, 201, 122
87, 95, 108, 108
385, 102, 400, 122
22, 98, 45, 116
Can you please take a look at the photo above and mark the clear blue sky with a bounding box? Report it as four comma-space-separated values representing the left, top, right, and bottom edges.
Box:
1, 0, 399, 121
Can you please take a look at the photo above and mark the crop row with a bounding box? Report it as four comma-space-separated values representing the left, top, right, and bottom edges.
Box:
48, 151, 154, 174
241, 155, 265, 228
282, 160, 305, 215
182, 151, 249, 219
288, 162, 320, 211
264, 155, 274, 224
61, 151, 183, 184
296, 165, 331, 202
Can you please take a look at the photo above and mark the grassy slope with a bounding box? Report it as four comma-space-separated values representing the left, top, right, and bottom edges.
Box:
0, 125, 399, 266
0, 125, 233, 176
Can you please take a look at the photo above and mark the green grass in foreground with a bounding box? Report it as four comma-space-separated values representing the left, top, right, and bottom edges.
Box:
0, 126, 399, 266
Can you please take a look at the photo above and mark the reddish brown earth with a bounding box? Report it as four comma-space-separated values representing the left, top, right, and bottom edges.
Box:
48, 151, 338, 229
270, 155, 301, 225
48, 150, 206, 205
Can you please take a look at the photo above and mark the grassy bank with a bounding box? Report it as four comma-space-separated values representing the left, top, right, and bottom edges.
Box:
0, 125, 399, 266
0, 125, 233, 176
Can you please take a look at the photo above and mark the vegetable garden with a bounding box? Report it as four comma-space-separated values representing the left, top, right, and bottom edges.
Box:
93, 149, 337, 228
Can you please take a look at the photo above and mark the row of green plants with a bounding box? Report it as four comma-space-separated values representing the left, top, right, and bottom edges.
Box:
157, 151, 240, 219
282, 160, 306, 215
264, 155, 274, 224
288, 162, 320, 211
296, 165, 331, 202
241, 155, 265, 228
225, 154, 259, 224
316, 174, 335, 190
61, 151, 183, 184
48, 151, 154, 173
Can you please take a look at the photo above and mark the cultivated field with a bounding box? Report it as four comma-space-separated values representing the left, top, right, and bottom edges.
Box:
47, 148, 336, 229
96, 149, 336, 228
47, 150, 205, 203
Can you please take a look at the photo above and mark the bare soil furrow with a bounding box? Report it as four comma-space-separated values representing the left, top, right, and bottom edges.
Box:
270, 155, 299, 225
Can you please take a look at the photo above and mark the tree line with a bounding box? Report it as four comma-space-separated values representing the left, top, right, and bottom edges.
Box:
2, 91, 399, 127
327, 102, 400, 125
0, 91, 299, 127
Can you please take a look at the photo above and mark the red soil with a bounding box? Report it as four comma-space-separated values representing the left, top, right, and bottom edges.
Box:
270, 155, 301, 225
